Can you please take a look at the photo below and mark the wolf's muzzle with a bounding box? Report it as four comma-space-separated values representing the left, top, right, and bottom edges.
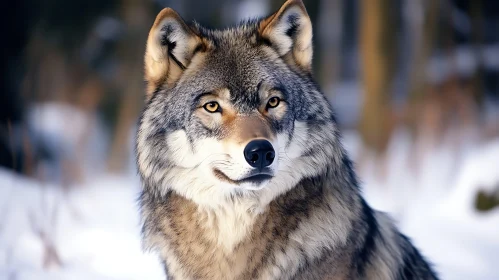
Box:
243, 140, 275, 169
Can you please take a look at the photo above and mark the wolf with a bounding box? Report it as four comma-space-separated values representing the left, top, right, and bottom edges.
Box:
136, 0, 438, 279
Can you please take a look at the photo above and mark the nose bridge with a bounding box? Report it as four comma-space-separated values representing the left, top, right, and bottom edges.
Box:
232, 115, 273, 144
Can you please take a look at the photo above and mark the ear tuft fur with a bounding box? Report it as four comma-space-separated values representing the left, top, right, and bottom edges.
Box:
259, 0, 313, 71
144, 8, 203, 99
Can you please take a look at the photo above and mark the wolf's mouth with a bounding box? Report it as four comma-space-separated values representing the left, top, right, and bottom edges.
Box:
213, 169, 273, 185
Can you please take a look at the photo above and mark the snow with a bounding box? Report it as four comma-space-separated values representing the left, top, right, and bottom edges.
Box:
353, 130, 499, 280
407, 141, 499, 280
0, 170, 164, 280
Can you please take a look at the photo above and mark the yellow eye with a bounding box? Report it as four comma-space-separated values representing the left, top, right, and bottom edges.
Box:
203, 102, 220, 113
267, 97, 280, 109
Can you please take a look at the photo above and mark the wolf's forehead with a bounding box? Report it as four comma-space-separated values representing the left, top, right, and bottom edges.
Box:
182, 26, 280, 107
197, 47, 267, 93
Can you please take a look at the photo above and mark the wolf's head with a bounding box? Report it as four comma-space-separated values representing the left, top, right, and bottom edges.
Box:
137, 0, 344, 209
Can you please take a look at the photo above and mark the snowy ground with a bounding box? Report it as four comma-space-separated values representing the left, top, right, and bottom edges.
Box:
0, 172, 164, 280
1, 115, 498, 279
346, 131, 499, 280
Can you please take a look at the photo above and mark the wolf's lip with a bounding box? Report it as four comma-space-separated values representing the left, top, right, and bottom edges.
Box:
213, 169, 273, 185
240, 174, 273, 184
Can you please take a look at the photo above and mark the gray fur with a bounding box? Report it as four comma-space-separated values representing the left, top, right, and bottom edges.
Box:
136, 1, 438, 279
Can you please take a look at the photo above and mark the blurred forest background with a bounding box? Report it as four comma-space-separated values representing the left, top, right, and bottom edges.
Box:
2, 0, 499, 179
1, 0, 499, 279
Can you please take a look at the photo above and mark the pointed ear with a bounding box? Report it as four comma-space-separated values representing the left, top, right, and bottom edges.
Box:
144, 8, 203, 98
259, 0, 313, 71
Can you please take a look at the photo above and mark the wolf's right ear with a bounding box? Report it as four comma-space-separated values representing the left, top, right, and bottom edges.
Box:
258, 0, 313, 72
144, 8, 203, 99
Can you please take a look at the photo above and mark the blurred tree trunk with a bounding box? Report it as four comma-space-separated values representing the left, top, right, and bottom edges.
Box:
318, 0, 342, 99
400, 0, 441, 176
406, 0, 438, 102
107, 0, 152, 173
470, 0, 484, 105
359, 0, 396, 154
404, 0, 439, 141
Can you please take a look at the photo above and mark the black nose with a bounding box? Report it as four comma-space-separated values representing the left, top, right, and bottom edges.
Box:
244, 140, 275, 168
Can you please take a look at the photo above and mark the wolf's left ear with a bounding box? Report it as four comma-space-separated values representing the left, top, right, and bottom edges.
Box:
144, 8, 204, 99
259, 0, 313, 71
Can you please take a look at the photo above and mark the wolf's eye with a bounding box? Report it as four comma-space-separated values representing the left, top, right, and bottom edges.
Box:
267, 97, 280, 109
203, 102, 221, 113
